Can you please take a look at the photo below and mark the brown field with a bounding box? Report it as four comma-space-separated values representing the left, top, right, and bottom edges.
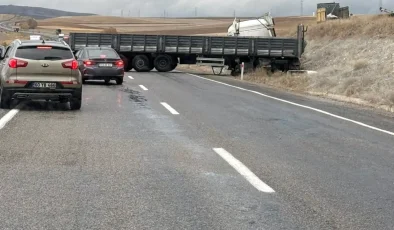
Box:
36, 15, 316, 37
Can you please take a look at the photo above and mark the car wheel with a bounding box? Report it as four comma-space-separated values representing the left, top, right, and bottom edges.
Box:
0, 87, 11, 109
104, 79, 110, 84
82, 79, 87, 84
116, 78, 123, 85
70, 98, 81, 110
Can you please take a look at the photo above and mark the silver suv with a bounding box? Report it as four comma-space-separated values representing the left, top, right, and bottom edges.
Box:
0, 39, 82, 110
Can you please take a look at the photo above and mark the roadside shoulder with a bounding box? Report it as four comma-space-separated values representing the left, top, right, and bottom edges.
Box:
185, 72, 394, 134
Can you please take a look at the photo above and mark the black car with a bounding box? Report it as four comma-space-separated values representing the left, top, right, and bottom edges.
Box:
74, 47, 124, 84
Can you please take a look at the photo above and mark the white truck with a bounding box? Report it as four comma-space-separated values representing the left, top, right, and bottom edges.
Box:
227, 13, 276, 38
29, 35, 42, 40
227, 13, 283, 72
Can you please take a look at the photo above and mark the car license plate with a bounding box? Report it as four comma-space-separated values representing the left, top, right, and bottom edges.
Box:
99, 63, 113, 67
31, 82, 56, 88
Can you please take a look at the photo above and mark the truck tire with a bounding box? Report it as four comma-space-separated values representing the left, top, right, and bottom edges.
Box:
132, 55, 151, 72
169, 63, 178, 71
154, 54, 173, 72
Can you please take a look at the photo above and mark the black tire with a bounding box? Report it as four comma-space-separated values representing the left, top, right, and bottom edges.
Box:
82, 79, 87, 84
104, 79, 110, 84
116, 78, 123, 85
132, 55, 151, 72
169, 63, 178, 71
70, 88, 82, 110
70, 98, 81, 110
154, 54, 173, 72
0, 87, 11, 109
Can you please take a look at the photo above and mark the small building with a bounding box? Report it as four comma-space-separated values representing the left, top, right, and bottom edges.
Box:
317, 2, 340, 16
317, 2, 350, 19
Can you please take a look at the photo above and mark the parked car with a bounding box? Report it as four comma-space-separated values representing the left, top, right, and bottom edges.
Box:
0, 39, 82, 110
74, 47, 124, 85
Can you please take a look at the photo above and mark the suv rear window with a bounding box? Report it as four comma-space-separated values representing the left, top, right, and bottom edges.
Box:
87, 49, 119, 58
15, 46, 74, 60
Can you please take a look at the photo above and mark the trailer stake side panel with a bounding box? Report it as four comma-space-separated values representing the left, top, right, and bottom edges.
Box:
68, 33, 302, 58
118, 35, 159, 52
255, 38, 297, 57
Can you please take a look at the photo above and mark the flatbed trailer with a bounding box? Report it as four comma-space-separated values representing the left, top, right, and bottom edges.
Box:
67, 24, 307, 75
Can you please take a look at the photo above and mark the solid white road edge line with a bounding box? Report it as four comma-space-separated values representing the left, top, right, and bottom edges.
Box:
0, 103, 23, 129
213, 148, 275, 193
160, 102, 179, 115
186, 73, 394, 137
128, 76, 134, 80
139, 85, 148, 91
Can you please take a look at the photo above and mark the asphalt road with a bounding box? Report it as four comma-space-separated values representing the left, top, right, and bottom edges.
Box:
0, 70, 393, 229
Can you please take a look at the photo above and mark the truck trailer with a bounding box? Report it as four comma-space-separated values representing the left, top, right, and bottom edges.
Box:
66, 24, 307, 76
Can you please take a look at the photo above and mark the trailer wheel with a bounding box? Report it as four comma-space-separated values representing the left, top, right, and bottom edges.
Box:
169, 63, 178, 71
154, 54, 173, 72
132, 55, 151, 72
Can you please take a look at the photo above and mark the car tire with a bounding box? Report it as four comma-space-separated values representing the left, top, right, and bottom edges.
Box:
132, 55, 151, 72
154, 54, 173, 72
70, 98, 81, 110
0, 87, 11, 109
104, 79, 110, 84
116, 78, 123, 85
82, 79, 87, 84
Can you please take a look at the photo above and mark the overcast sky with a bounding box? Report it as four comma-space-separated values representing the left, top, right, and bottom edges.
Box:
2, 0, 394, 17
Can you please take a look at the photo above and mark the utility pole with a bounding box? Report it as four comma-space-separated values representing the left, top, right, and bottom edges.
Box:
379, 0, 383, 13
128, 10, 130, 17
233, 10, 236, 18
300, 0, 303, 16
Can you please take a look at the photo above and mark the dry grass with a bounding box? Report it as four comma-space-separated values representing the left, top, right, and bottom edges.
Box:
307, 15, 394, 39
233, 15, 394, 111
0, 32, 29, 45
33, 14, 311, 36
274, 16, 316, 37
245, 69, 310, 92
102, 27, 118, 34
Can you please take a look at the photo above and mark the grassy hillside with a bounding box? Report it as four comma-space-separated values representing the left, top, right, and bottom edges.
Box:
246, 15, 394, 112
0, 5, 94, 19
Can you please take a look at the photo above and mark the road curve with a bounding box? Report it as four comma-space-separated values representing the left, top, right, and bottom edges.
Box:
0, 71, 393, 229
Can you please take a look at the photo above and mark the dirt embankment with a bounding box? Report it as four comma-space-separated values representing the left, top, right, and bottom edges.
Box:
245, 15, 394, 112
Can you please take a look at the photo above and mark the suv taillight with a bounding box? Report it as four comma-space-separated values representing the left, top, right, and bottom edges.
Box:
62, 60, 78, 70
8, 58, 28, 68
115, 60, 124, 67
